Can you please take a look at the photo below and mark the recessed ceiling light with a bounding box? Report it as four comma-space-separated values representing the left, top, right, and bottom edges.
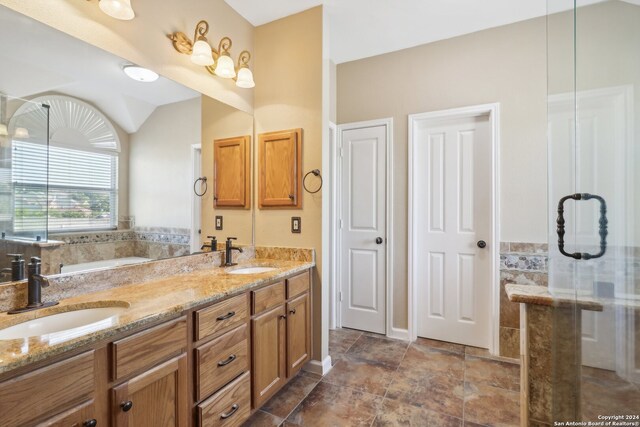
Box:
123, 65, 159, 82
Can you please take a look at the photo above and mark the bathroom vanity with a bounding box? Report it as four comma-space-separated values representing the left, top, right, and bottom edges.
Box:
0, 251, 314, 427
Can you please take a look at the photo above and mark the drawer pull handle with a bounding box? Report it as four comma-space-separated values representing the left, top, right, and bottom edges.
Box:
217, 354, 237, 366
289, 308, 296, 315
220, 403, 239, 419
83, 420, 98, 427
216, 311, 235, 321
121, 400, 133, 412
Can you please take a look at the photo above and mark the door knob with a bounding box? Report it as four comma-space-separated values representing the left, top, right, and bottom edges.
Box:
477, 240, 486, 249
375, 237, 383, 244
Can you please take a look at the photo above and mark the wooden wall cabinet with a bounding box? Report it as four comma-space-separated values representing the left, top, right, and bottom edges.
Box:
258, 129, 302, 209
214, 135, 251, 208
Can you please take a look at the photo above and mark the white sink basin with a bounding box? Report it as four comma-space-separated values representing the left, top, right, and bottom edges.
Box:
228, 266, 277, 275
0, 306, 128, 341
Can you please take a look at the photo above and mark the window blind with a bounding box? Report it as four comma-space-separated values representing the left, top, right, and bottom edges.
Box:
12, 141, 118, 232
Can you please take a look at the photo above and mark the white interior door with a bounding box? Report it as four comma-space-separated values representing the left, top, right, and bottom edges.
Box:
339, 124, 386, 334
412, 112, 493, 348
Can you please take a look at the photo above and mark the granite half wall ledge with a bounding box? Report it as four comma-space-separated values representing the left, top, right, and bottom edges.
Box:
505, 284, 603, 311
0, 245, 315, 313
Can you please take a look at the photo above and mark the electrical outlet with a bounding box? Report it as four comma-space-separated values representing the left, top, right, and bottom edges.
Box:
291, 217, 301, 233
215, 216, 223, 230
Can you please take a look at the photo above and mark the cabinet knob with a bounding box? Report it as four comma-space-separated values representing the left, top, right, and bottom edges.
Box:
83, 420, 98, 427
121, 401, 133, 412
289, 194, 295, 200
220, 404, 239, 419
289, 308, 296, 315
279, 314, 287, 319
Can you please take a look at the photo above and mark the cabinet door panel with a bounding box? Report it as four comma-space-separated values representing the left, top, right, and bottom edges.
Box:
214, 136, 251, 208
286, 292, 311, 377
39, 400, 95, 427
258, 129, 302, 208
251, 304, 286, 408
112, 354, 187, 427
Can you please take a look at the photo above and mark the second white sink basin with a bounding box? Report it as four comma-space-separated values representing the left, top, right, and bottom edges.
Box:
0, 306, 128, 341
228, 266, 277, 275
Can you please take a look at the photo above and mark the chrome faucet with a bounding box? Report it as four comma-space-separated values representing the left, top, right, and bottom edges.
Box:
225, 237, 244, 266
8, 257, 59, 314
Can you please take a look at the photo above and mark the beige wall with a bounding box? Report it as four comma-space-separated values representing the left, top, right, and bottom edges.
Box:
0, 0, 254, 113
201, 95, 254, 246
129, 97, 201, 229
254, 7, 324, 358
338, 17, 548, 329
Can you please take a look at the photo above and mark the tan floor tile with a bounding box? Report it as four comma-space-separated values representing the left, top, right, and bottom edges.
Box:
465, 355, 520, 392
416, 337, 466, 354
464, 382, 520, 427
322, 354, 397, 396
346, 334, 409, 368
329, 328, 362, 354
386, 366, 465, 418
372, 397, 463, 426
242, 410, 283, 427
285, 382, 383, 426
261, 373, 320, 419
403, 341, 466, 379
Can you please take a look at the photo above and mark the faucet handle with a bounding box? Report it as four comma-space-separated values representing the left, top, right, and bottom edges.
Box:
7, 253, 23, 260
226, 237, 237, 241
30, 256, 41, 264
207, 235, 216, 239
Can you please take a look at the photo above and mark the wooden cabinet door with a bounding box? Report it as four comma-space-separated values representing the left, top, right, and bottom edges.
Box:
251, 304, 287, 408
286, 292, 311, 377
258, 129, 302, 208
112, 354, 188, 427
214, 136, 251, 208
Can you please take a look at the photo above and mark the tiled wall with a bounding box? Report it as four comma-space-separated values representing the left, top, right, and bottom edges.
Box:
500, 242, 549, 358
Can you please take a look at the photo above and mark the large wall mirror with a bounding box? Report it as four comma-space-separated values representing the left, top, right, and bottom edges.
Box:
0, 6, 254, 281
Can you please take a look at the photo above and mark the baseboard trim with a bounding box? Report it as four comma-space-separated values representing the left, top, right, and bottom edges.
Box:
387, 327, 410, 341
303, 356, 333, 376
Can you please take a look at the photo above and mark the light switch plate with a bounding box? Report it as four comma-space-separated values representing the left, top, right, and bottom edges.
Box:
291, 217, 301, 233
215, 216, 223, 230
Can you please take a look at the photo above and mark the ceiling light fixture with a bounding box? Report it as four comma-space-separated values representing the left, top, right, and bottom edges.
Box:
123, 65, 159, 82
98, 0, 135, 20
168, 20, 255, 89
14, 127, 29, 139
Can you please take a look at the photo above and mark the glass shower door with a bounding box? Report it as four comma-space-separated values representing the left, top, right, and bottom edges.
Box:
548, 0, 640, 421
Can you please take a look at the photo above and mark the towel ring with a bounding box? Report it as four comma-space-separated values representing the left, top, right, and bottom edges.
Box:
303, 169, 323, 194
194, 177, 208, 197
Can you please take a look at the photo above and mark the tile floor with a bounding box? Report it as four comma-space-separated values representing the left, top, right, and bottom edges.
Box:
242, 328, 521, 426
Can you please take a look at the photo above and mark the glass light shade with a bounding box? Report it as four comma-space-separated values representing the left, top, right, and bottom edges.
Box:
0, 124, 7, 136
14, 127, 29, 139
123, 65, 159, 82
191, 40, 214, 66
214, 54, 236, 79
99, 0, 135, 20
236, 67, 255, 88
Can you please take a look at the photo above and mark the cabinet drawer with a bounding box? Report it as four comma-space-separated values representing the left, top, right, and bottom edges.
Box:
111, 316, 186, 380
252, 281, 285, 314
196, 324, 249, 401
39, 399, 95, 427
0, 351, 95, 427
286, 271, 309, 299
195, 294, 248, 342
198, 371, 251, 427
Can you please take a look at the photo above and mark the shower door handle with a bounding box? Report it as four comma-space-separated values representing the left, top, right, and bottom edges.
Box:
556, 193, 608, 260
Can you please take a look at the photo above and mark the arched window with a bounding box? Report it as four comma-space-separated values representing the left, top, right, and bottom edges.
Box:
10, 95, 120, 233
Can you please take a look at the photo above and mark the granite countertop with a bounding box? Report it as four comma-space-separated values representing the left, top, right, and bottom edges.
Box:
505, 284, 603, 312
0, 258, 314, 376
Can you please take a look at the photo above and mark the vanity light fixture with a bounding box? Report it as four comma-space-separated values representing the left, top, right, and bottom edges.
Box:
168, 20, 255, 88
123, 65, 159, 82
14, 127, 29, 139
98, 0, 135, 21
0, 124, 7, 137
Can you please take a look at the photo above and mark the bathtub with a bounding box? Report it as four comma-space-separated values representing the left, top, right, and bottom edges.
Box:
60, 257, 153, 274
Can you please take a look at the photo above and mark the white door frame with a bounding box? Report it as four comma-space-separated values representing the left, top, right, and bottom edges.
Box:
408, 103, 500, 353
190, 143, 202, 254
332, 118, 398, 338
